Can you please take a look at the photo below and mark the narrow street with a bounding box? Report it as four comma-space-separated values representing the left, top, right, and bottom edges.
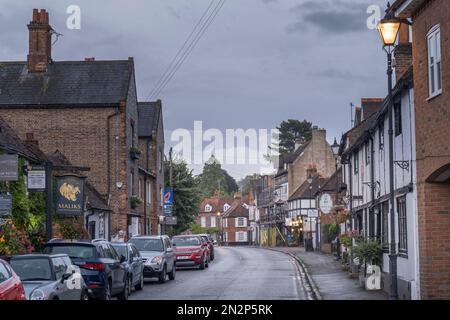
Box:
131, 247, 308, 300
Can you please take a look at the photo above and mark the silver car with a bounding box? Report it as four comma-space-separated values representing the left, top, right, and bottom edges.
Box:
9, 254, 88, 300
128, 235, 176, 283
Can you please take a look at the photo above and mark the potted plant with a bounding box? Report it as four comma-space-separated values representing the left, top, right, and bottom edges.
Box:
129, 196, 142, 209
353, 239, 382, 289
129, 147, 141, 160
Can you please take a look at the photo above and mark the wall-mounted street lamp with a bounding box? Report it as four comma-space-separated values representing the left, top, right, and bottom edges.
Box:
376, 2, 410, 300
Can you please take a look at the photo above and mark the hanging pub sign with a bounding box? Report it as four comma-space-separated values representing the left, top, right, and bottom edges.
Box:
0, 154, 18, 181
55, 175, 85, 216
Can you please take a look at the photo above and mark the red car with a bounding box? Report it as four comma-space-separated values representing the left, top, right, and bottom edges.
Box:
0, 259, 25, 300
172, 235, 210, 270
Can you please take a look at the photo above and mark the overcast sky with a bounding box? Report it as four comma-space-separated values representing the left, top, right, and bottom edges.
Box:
0, 0, 389, 180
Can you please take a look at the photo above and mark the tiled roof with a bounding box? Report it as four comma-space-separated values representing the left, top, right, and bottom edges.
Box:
288, 175, 327, 201
223, 199, 249, 218
0, 60, 133, 107
138, 101, 161, 137
199, 196, 233, 214
0, 116, 41, 161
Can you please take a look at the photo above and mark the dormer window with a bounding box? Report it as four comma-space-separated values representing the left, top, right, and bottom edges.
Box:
205, 204, 212, 212
223, 203, 230, 212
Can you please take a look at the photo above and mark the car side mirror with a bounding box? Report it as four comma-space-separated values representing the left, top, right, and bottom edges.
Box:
61, 273, 71, 283
120, 255, 127, 263
166, 247, 173, 253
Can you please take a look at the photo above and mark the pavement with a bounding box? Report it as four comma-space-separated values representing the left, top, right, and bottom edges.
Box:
131, 246, 309, 300
268, 246, 388, 300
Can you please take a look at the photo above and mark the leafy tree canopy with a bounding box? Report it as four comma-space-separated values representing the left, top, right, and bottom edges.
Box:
276, 119, 312, 155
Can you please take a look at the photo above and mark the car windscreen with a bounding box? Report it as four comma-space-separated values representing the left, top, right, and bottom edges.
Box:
111, 245, 128, 258
10, 258, 53, 281
129, 239, 164, 252
43, 244, 96, 259
172, 237, 201, 247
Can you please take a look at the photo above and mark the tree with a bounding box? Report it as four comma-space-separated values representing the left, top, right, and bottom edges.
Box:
196, 155, 238, 198
276, 119, 313, 154
238, 174, 261, 196
164, 159, 200, 235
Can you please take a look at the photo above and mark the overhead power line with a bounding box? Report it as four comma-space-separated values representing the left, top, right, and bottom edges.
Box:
148, 0, 227, 100
148, 0, 216, 100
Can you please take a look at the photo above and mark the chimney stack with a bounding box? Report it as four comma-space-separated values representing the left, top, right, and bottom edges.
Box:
394, 23, 412, 80
27, 9, 53, 73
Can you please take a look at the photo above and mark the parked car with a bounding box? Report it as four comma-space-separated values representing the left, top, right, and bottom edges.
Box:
43, 239, 128, 300
198, 234, 215, 261
172, 235, 210, 270
128, 235, 175, 283
9, 254, 87, 300
0, 258, 25, 300
111, 242, 144, 294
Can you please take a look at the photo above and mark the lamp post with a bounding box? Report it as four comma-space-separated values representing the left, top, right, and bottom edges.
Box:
377, 3, 403, 300
307, 176, 313, 251
217, 211, 222, 246
331, 138, 341, 258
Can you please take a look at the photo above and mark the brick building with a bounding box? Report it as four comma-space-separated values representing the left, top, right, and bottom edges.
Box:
0, 9, 164, 240
393, 0, 450, 299
197, 191, 233, 241
222, 193, 250, 246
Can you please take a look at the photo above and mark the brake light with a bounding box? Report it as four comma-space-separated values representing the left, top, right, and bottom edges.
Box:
80, 263, 105, 271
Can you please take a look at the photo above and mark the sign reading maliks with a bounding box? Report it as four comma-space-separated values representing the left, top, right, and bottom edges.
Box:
56, 175, 85, 216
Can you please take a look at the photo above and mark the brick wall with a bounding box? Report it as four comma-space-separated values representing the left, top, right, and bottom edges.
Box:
412, 0, 450, 299
288, 129, 336, 197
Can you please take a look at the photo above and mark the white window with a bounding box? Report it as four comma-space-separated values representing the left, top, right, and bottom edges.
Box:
146, 182, 152, 204
236, 217, 246, 227
200, 216, 206, 228
223, 218, 228, 228
427, 25, 442, 98
210, 216, 216, 228
224, 232, 228, 242
223, 203, 230, 212
242, 203, 249, 209
236, 231, 247, 242
205, 204, 212, 212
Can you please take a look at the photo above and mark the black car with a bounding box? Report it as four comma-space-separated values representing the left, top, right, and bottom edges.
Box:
43, 239, 128, 300
111, 242, 144, 295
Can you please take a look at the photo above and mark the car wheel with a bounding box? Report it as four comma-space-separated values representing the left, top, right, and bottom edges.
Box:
158, 265, 167, 283
168, 264, 176, 280
199, 257, 206, 270
117, 279, 129, 300
127, 275, 133, 295
80, 290, 89, 301
102, 280, 112, 301
135, 272, 144, 291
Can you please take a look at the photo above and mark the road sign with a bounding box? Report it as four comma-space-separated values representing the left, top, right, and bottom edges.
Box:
0, 154, 18, 181
163, 188, 173, 205
28, 170, 46, 190
0, 194, 13, 216
165, 216, 177, 225
319, 193, 333, 214
164, 204, 173, 216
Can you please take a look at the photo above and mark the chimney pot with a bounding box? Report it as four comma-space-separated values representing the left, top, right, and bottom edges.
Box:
27, 9, 52, 73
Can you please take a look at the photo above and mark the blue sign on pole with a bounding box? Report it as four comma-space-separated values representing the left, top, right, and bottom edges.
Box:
163, 188, 174, 205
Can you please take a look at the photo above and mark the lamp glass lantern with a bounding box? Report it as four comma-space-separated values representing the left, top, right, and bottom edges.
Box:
331, 138, 340, 156
377, 18, 401, 47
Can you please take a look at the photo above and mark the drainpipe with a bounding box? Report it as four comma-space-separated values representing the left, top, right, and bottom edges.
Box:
370, 135, 375, 239
107, 106, 121, 240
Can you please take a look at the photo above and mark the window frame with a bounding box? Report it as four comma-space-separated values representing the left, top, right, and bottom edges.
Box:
381, 201, 389, 251
353, 152, 359, 174
394, 103, 402, 136
397, 196, 408, 256
427, 25, 442, 99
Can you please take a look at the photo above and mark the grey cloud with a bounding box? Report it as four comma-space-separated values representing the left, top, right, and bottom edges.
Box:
287, 0, 373, 34
314, 68, 372, 81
